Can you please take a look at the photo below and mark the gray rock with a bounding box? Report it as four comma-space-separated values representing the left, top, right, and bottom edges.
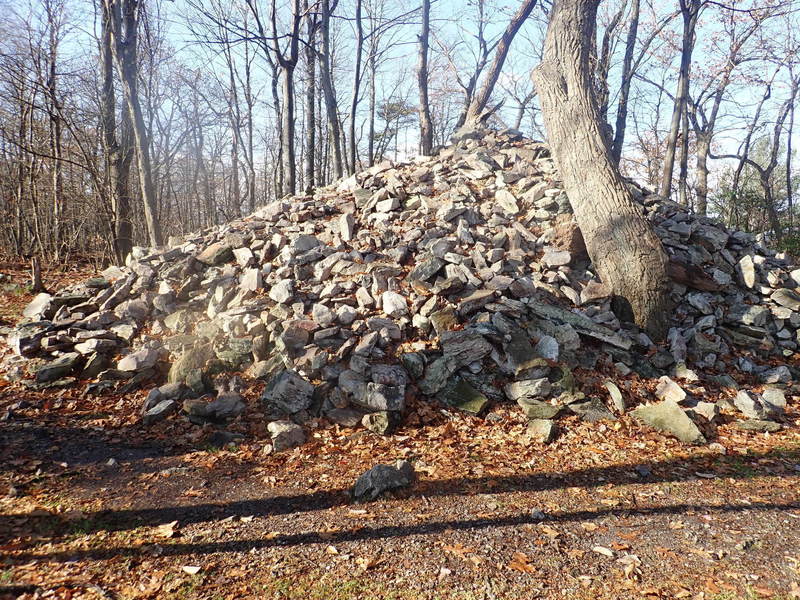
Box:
761, 387, 786, 413
23, 293, 54, 320
381, 291, 408, 317
118, 347, 159, 372
655, 376, 686, 404
772, 288, 800, 311
440, 378, 489, 415
196, 242, 233, 266
268, 420, 306, 451
261, 370, 314, 413
542, 249, 571, 267
527, 419, 556, 443
736, 255, 756, 288
518, 398, 561, 419
168, 344, 213, 385
632, 399, 706, 444
568, 397, 616, 422
142, 399, 178, 426
690, 401, 720, 422
760, 365, 791, 384
34, 353, 81, 383
440, 329, 493, 367
351, 460, 415, 501
269, 279, 294, 304
326, 408, 363, 427
534, 335, 559, 361
604, 381, 625, 412
340, 213, 355, 241
735, 419, 781, 433
733, 391, 766, 419
353, 382, 405, 412
206, 392, 246, 420
504, 378, 552, 401
362, 411, 394, 435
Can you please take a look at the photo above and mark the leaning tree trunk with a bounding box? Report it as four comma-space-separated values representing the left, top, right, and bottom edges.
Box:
463, 0, 538, 126
532, 0, 670, 339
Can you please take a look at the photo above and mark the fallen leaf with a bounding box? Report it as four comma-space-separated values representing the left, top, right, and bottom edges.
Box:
592, 545, 614, 558
507, 551, 536, 573
181, 566, 201, 575
155, 521, 179, 538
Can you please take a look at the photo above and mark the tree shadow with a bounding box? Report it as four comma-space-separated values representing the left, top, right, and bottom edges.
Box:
2, 447, 798, 560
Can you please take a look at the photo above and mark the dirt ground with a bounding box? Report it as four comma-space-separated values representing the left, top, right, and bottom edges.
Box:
1, 265, 799, 600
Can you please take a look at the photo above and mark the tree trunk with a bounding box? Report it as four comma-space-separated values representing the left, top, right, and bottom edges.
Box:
463, 0, 538, 126
319, 0, 343, 179
347, 0, 364, 174
695, 133, 709, 216
304, 1, 316, 193
109, 0, 163, 248
532, 0, 670, 338
659, 0, 698, 198
610, 0, 639, 163
417, 0, 433, 156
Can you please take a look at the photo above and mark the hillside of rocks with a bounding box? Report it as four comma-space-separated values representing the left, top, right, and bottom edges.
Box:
3, 127, 798, 449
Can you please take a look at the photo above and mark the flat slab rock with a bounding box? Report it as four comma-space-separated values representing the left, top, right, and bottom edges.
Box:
632, 399, 706, 445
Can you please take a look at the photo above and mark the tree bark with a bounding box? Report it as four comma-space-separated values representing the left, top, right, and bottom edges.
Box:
108, 0, 163, 248
610, 0, 639, 163
659, 0, 699, 198
417, 0, 433, 156
318, 0, 343, 179
463, 0, 538, 126
304, 0, 317, 193
532, 0, 670, 338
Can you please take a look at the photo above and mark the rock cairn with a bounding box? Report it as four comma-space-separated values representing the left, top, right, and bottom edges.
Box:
3, 127, 797, 445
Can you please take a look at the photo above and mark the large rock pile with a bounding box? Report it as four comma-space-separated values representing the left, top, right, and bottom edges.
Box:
3, 127, 797, 445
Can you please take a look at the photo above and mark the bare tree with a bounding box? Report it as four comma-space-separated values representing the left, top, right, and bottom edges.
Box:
533, 0, 670, 337
417, 0, 433, 155
106, 0, 163, 247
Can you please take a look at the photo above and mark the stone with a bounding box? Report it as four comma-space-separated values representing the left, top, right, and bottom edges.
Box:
504, 378, 552, 401
735, 419, 781, 433
351, 460, 415, 501
312, 303, 336, 327
340, 213, 355, 241
240, 268, 262, 291
23, 293, 54, 320
34, 353, 81, 383
118, 347, 159, 372
196, 242, 233, 265
604, 381, 625, 412
527, 419, 556, 443
518, 398, 561, 419
268, 420, 306, 452
495, 189, 519, 215
441, 329, 493, 367
690, 401, 720, 421
142, 399, 178, 426
655, 376, 686, 404
233, 247, 254, 267
168, 345, 213, 385
269, 279, 294, 304
381, 291, 408, 317
261, 370, 314, 413
568, 398, 616, 422
761, 388, 786, 413
362, 411, 394, 435
408, 258, 445, 282
736, 255, 756, 288
733, 391, 767, 419
205, 393, 246, 420
632, 399, 706, 444
772, 288, 800, 311
760, 365, 791, 384
440, 378, 489, 415
542, 249, 571, 267
353, 382, 405, 412
534, 335, 559, 361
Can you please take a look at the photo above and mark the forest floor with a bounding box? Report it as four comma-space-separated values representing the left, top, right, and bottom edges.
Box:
1, 264, 799, 600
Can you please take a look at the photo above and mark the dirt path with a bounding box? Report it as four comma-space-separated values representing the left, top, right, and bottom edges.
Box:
1, 388, 799, 600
